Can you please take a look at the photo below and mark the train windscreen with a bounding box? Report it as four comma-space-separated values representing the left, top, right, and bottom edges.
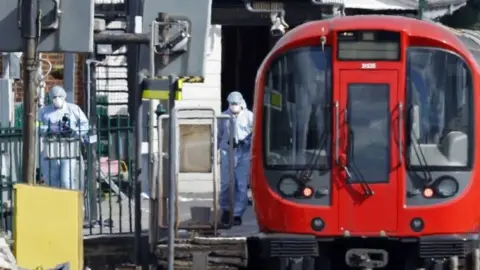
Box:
407, 47, 473, 169
263, 46, 331, 169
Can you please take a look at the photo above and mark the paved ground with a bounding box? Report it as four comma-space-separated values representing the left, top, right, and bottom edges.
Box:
83, 192, 258, 237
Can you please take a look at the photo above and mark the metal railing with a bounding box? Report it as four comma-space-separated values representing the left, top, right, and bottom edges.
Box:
0, 124, 22, 234
0, 114, 143, 237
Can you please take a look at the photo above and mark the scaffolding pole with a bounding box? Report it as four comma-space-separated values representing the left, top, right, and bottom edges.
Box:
20, 0, 39, 184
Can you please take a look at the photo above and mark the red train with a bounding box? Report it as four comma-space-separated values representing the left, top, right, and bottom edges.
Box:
250, 15, 480, 269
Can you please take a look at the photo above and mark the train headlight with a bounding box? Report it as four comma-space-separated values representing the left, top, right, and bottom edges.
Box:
278, 175, 299, 197
311, 217, 325, 231
433, 176, 459, 198
410, 217, 424, 232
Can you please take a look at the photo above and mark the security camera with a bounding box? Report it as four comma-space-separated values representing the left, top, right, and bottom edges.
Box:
171, 32, 190, 52
157, 30, 190, 52
270, 13, 289, 37
271, 20, 285, 37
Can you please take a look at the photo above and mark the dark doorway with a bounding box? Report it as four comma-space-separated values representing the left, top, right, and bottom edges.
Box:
221, 26, 272, 111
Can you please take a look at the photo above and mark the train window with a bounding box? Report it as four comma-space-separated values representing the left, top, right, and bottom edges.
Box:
347, 84, 390, 183
407, 47, 473, 169
263, 46, 331, 169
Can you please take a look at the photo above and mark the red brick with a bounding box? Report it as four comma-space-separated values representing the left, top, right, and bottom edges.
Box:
0, 53, 86, 106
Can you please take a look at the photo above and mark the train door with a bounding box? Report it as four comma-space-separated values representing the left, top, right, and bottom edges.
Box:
337, 69, 400, 234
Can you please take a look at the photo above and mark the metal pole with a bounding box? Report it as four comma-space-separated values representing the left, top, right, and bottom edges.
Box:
35, 58, 43, 184
148, 22, 156, 204
134, 89, 143, 266
64, 54, 75, 103
86, 61, 92, 121
148, 21, 157, 263
132, 29, 144, 266
167, 74, 176, 270
147, 23, 161, 255
20, 0, 38, 184
85, 59, 100, 225
158, 13, 170, 228
126, 0, 144, 266
94, 33, 150, 45
418, 0, 426, 19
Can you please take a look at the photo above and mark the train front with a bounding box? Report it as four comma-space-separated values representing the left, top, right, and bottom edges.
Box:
250, 16, 480, 268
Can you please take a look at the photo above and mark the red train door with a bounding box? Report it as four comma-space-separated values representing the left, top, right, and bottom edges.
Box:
337, 69, 400, 234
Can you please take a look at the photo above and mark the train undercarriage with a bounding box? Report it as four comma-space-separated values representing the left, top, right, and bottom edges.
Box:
156, 231, 480, 270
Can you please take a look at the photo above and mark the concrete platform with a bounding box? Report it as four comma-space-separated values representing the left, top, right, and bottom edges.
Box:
83, 192, 258, 237
83, 192, 258, 268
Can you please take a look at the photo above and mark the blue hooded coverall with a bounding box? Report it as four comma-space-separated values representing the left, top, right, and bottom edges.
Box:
218, 91, 253, 218
39, 86, 89, 189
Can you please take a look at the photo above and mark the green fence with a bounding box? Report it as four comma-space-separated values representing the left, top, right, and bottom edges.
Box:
0, 114, 142, 236
0, 124, 22, 234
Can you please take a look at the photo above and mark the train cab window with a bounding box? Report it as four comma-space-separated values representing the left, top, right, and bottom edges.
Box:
263, 46, 331, 169
407, 47, 473, 169
347, 84, 390, 183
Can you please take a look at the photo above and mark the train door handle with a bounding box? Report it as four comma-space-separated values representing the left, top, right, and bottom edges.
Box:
338, 153, 353, 180
398, 102, 403, 164
334, 102, 352, 180
334, 101, 339, 163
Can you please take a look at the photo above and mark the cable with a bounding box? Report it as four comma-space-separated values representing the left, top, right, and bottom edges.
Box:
86, 59, 109, 66
38, 56, 52, 77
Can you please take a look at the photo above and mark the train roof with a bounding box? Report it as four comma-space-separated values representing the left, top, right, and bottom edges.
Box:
275, 16, 465, 53
273, 16, 480, 66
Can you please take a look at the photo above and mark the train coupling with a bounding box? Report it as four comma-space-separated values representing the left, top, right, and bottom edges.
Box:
345, 248, 388, 269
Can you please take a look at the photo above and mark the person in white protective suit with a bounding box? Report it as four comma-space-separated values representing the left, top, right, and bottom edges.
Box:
39, 85, 89, 189
218, 91, 253, 226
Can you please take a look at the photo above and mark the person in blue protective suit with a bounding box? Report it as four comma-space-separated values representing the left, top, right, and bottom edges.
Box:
39, 85, 89, 189
218, 91, 253, 226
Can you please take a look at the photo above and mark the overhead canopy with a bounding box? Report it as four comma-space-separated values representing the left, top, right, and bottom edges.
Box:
338, 0, 468, 19
445, 26, 480, 62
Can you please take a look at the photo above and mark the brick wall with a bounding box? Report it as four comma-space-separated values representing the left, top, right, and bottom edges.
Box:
0, 53, 86, 106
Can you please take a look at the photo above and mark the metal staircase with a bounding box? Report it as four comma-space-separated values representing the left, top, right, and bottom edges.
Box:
94, 0, 129, 117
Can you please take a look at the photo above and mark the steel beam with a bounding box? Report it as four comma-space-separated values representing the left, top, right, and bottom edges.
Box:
94, 33, 150, 45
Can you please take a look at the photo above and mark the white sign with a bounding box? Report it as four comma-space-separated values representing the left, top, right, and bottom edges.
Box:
361, 63, 376, 69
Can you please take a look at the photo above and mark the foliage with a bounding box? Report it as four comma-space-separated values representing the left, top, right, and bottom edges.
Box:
441, 3, 480, 29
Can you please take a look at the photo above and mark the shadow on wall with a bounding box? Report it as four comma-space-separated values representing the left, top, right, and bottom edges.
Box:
206, 25, 222, 58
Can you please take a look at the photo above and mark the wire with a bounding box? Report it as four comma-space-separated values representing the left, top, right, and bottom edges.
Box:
86, 59, 108, 67
38, 56, 52, 77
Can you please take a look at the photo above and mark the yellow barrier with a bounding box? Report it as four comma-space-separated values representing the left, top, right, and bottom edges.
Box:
14, 184, 83, 270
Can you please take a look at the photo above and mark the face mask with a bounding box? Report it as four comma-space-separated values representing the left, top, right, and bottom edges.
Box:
229, 104, 242, 114
52, 97, 65, 108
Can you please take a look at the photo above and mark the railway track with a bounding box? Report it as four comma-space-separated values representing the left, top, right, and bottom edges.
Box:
156, 237, 248, 270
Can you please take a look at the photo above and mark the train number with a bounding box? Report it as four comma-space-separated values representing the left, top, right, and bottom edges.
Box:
361, 63, 376, 69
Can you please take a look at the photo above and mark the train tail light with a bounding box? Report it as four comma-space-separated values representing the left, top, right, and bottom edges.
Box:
423, 188, 434, 198
302, 187, 313, 198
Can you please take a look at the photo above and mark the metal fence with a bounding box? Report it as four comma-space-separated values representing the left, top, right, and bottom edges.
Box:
0, 114, 147, 237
